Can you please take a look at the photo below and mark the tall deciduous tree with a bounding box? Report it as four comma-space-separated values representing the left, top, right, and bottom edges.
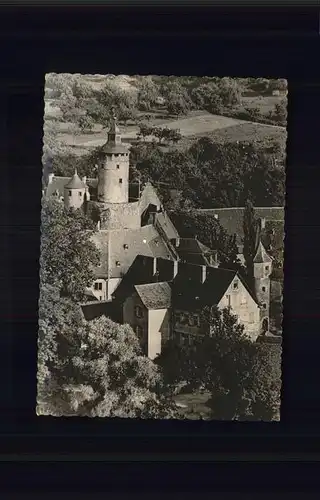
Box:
137, 77, 159, 111
40, 198, 101, 301
243, 199, 258, 277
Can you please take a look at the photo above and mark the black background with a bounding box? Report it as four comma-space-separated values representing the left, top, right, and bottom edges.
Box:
1, 2, 320, 493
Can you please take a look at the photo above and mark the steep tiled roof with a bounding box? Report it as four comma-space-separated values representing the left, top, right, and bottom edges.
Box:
171, 238, 218, 267
45, 176, 70, 198
139, 182, 162, 215
93, 224, 174, 280
197, 207, 285, 245
45, 175, 95, 198
174, 238, 212, 255
172, 265, 237, 311
113, 256, 258, 312
91, 230, 110, 279
154, 212, 180, 241
65, 171, 86, 189
134, 282, 171, 310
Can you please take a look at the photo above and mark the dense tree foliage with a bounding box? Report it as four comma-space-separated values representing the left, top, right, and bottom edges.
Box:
137, 77, 160, 111
156, 306, 281, 421
40, 198, 100, 301
129, 136, 285, 209
37, 286, 178, 418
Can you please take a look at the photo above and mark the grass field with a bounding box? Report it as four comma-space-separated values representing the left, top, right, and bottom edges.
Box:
241, 95, 284, 114
50, 106, 286, 156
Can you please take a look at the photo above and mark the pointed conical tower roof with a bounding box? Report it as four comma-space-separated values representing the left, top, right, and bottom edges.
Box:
253, 240, 272, 264
65, 169, 86, 189
253, 217, 272, 263
100, 108, 129, 155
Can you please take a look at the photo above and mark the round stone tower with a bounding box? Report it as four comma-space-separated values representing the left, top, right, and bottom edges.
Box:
97, 111, 130, 204
64, 169, 86, 210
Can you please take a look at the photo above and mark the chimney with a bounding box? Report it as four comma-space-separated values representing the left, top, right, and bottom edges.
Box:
201, 265, 206, 284
97, 220, 101, 230
175, 237, 180, 248
48, 173, 54, 184
82, 176, 87, 185
260, 217, 266, 230
173, 260, 179, 278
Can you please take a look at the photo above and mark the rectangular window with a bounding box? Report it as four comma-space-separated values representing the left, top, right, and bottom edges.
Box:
116, 164, 120, 169
98, 283, 102, 290
233, 281, 238, 290
79, 192, 82, 197
69, 190, 72, 196
94, 283, 99, 290
262, 286, 266, 292
226, 294, 231, 307
119, 178, 123, 184
99, 296, 102, 301
241, 295, 247, 305
135, 306, 143, 318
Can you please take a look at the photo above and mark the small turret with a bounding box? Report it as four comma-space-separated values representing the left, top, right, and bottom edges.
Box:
253, 234, 273, 334
64, 169, 86, 210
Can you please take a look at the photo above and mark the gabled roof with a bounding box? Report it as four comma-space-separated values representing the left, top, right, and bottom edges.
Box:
65, 171, 86, 189
172, 266, 237, 311
154, 212, 180, 241
134, 282, 171, 310
253, 240, 272, 264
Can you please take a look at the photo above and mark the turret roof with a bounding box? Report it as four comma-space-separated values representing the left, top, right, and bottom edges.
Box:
253, 240, 272, 264
65, 170, 86, 189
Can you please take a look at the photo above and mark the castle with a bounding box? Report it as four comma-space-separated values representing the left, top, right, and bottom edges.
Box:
44, 113, 273, 357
